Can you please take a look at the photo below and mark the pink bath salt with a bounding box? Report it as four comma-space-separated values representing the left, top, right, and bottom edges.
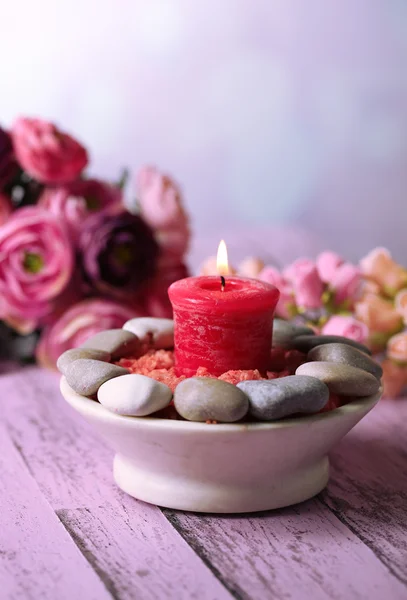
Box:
117, 349, 175, 373
218, 369, 264, 385
147, 368, 186, 391
267, 371, 279, 380
195, 367, 217, 378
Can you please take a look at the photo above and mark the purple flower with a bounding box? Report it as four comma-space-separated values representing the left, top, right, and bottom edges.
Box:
79, 210, 159, 299
0, 127, 18, 188
39, 178, 123, 242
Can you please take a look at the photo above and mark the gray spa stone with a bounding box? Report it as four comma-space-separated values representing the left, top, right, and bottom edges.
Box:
296, 361, 380, 396
81, 329, 140, 359
307, 343, 382, 380
174, 377, 249, 423
65, 359, 129, 396
57, 348, 111, 375
272, 319, 315, 348
237, 375, 329, 421
292, 335, 371, 355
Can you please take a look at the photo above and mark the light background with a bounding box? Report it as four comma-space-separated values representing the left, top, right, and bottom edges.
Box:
1, 0, 407, 263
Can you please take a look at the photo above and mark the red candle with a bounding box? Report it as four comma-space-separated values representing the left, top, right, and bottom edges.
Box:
168, 275, 280, 377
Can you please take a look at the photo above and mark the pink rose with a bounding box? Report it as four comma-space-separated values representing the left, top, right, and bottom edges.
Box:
387, 332, 407, 364
36, 298, 142, 369
283, 257, 315, 283
0, 207, 73, 331
136, 165, 190, 258
395, 289, 407, 325
322, 315, 369, 343
316, 251, 343, 283
238, 257, 265, 278
329, 263, 362, 306
360, 247, 407, 297
11, 117, 88, 184
0, 192, 12, 225
259, 266, 294, 318
288, 261, 323, 310
39, 179, 122, 241
381, 359, 407, 398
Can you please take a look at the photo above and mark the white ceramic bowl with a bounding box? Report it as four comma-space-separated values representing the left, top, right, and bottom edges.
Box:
60, 377, 381, 513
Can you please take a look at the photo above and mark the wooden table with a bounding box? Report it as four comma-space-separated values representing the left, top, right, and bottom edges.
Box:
1, 362, 407, 600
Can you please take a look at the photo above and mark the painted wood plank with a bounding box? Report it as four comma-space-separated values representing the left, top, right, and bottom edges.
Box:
57, 505, 230, 600
0, 425, 112, 600
0, 368, 232, 600
324, 400, 407, 585
164, 497, 407, 600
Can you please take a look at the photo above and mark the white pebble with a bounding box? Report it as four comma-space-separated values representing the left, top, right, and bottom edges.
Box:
122, 317, 174, 349
98, 374, 172, 416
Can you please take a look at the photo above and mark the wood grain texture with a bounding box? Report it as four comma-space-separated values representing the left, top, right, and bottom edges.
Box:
0, 425, 112, 600
164, 496, 407, 600
324, 400, 407, 585
0, 368, 232, 600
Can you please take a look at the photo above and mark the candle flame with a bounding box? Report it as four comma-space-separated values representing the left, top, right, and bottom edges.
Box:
217, 240, 229, 276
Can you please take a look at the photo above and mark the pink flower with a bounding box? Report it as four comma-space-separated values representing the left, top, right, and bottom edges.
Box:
238, 257, 265, 278
11, 117, 88, 184
381, 359, 407, 398
283, 257, 315, 283
0, 207, 73, 332
387, 332, 407, 364
0, 192, 12, 225
322, 315, 369, 343
36, 298, 142, 369
39, 179, 122, 241
136, 165, 190, 258
395, 289, 407, 325
360, 247, 407, 297
259, 266, 294, 318
329, 263, 362, 306
285, 260, 323, 310
316, 251, 343, 283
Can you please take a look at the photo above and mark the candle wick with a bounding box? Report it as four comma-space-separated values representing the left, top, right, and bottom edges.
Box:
220, 276, 226, 292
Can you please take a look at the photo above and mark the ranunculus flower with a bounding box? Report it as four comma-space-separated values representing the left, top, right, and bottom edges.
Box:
39, 179, 122, 241
0, 127, 18, 187
355, 294, 403, 334
322, 315, 369, 343
78, 210, 159, 299
387, 332, 407, 364
381, 359, 407, 398
360, 247, 407, 297
291, 262, 324, 309
316, 251, 344, 283
136, 165, 187, 230
36, 298, 141, 369
283, 258, 315, 283
329, 263, 362, 306
0, 192, 12, 225
136, 165, 190, 258
395, 289, 407, 325
0, 207, 73, 331
259, 266, 294, 318
238, 257, 265, 278
11, 117, 88, 184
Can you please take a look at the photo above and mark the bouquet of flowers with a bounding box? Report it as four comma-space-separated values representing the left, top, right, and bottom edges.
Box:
0, 118, 190, 368
201, 249, 407, 398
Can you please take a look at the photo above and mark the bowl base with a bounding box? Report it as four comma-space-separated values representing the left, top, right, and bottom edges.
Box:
113, 453, 330, 513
